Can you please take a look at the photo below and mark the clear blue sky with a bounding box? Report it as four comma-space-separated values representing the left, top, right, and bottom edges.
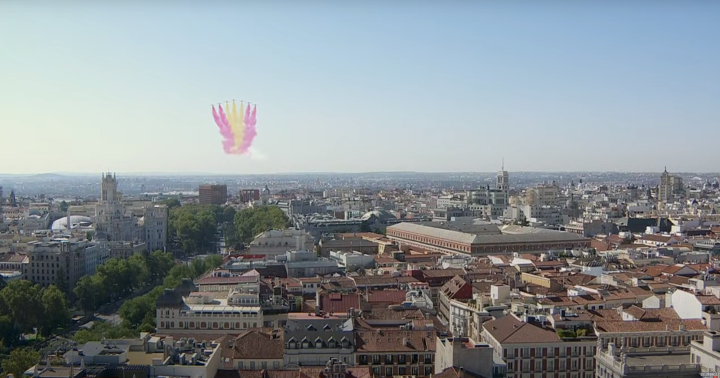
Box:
1, 1, 719, 174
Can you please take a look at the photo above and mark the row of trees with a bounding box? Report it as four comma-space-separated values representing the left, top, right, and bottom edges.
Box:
234, 205, 290, 243
71, 255, 222, 344
0, 281, 71, 347
168, 204, 236, 255
73, 250, 176, 313
118, 254, 223, 333
168, 204, 289, 255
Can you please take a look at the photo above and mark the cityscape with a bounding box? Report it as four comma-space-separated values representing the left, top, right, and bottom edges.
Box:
2, 0, 720, 378
0, 167, 719, 378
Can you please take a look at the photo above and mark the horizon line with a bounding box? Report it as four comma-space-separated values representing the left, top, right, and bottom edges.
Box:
1, 170, 719, 176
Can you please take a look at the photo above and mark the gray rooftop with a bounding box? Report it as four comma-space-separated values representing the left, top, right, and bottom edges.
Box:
388, 222, 589, 246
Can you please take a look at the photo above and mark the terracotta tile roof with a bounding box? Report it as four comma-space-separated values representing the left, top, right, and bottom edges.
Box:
697, 295, 720, 305
644, 265, 670, 277
319, 292, 361, 314
669, 275, 690, 285
231, 330, 284, 360
483, 315, 561, 344
421, 268, 466, 279
440, 276, 472, 300
363, 308, 426, 321
590, 307, 705, 333
355, 329, 435, 352
366, 290, 408, 304
639, 234, 672, 243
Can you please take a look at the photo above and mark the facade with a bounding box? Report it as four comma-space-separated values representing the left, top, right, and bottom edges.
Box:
481, 314, 598, 378
658, 168, 684, 203
690, 331, 720, 375
387, 222, 590, 256
21, 239, 109, 291
95, 173, 168, 251
435, 336, 505, 378
596, 342, 699, 378
249, 229, 315, 258
354, 324, 437, 377
284, 313, 355, 366
199, 184, 228, 205
155, 283, 263, 335
239, 189, 261, 203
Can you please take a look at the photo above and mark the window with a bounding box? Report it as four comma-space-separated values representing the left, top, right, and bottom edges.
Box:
385, 368, 392, 377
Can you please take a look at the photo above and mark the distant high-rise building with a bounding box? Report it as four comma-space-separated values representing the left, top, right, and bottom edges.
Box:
199, 184, 228, 205
496, 160, 509, 194
239, 189, 260, 202
658, 167, 684, 203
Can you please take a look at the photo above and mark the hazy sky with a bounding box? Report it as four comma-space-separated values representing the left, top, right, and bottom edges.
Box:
1, 1, 719, 174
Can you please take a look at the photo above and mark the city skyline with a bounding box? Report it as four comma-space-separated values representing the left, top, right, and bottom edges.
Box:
2, 1, 719, 174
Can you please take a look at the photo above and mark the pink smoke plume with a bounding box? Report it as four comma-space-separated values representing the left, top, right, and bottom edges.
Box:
214, 105, 236, 154
239, 104, 257, 154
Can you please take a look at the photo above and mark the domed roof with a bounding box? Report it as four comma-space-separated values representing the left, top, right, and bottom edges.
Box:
360, 209, 397, 221
51, 215, 93, 230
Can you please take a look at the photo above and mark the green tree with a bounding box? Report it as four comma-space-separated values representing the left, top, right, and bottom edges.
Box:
162, 198, 182, 209
97, 258, 135, 300
169, 205, 220, 255
128, 253, 151, 289
86, 230, 94, 241
39, 285, 71, 336
0, 315, 20, 347
73, 321, 137, 344
74, 275, 106, 314
2, 348, 40, 378
234, 206, 290, 243
146, 250, 176, 284
0, 280, 42, 335
55, 267, 69, 295
59, 200, 69, 212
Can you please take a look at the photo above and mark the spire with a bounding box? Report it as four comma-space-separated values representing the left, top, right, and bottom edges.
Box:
502, 157, 505, 171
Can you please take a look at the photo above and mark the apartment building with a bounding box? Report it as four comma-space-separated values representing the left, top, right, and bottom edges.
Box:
21, 239, 109, 291
199, 184, 228, 205
354, 319, 437, 377
284, 313, 355, 367
481, 314, 597, 378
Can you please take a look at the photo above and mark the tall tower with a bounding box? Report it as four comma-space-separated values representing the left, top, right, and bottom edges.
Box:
496, 159, 509, 194
101, 172, 118, 204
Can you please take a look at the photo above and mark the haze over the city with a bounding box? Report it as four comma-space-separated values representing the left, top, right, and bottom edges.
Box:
1, 1, 719, 174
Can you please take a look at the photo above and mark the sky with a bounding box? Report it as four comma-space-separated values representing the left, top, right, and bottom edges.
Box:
1, 1, 719, 174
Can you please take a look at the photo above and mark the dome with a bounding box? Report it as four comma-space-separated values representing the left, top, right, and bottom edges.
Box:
360, 210, 397, 221
51, 215, 93, 231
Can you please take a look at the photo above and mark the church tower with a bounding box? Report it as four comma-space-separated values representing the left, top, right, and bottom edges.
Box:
101, 172, 118, 204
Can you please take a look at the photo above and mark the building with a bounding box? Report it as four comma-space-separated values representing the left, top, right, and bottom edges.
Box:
199, 184, 228, 205
593, 306, 706, 378
481, 314, 598, 378
239, 189, 261, 203
387, 222, 590, 256
155, 279, 263, 335
95, 173, 168, 251
690, 331, 720, 375
435, 336, 506, 378
658, 168, 684, 203
354, 319, 437, 377
222, 329, 285, 370
21, 239, 109, 291
248, 229, 315, 259
284, 313, 355, 366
